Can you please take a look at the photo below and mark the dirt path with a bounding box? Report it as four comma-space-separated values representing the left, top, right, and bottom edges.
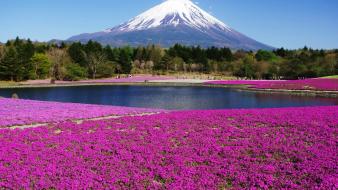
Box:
3, 112, 162, 130
149, 79, 211, 83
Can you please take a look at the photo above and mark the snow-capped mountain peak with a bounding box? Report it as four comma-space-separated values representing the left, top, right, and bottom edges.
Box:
108, 0, 231, 32
68, 0, 273, 50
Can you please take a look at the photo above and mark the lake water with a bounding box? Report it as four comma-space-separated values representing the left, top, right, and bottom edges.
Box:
0, 85, 337, 110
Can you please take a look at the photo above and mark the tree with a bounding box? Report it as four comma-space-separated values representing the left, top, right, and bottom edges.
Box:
30, 53, 51, 79
47, 48, 67, 81
280, 58, 307, 79
19, 39, 35, 80
149, 45, 163, 67
206, 46, 219, 60
5, 40, 11, 47
103, 45, 117, 62
134, 46, 144, 61
255, 50, 276, 61
0, 38, 36, 81
171, 57, 184, 72
96, 62, 115, 78
60, 42, 67, 49
233, 50, 247, 60
64, 63, 87, 81
221, 47, 233, 62
253, 61, 270, 79
168, 44, 191, 63
206, 47, 232, 62
119, 48, 132, 74
274, 47, 287, 57
0, 47, 18, 81
68, 42, 86, 67
192, 46, 208, 72
112, 48, 120, 62
0, 45, 4, 61
13, 36, 23, 47
2, 39, 338, 81
85, 40, 102, 54
316, 54, 336, 76
267, 62, 280, 79
155, 53, 170, 71
335, 52, 338, 74
234, 54, 256, 79
85, 52, 107, 79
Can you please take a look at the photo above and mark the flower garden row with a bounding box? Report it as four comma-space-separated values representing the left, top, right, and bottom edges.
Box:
0, 106, 337, 189
0, 98, 163, 127
207, 78, 338, 91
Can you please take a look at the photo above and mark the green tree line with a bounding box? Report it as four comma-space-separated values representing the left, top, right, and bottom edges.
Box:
0, 37, 337, 81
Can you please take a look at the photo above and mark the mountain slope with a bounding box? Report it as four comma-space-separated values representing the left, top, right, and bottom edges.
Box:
68, 0, 273, 50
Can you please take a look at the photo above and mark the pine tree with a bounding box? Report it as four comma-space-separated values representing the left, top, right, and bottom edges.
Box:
221, 47, 233, 62
5, 40, 11, 47
119, 48, 132, 74
60, 42, 67, 49
13, 36, 22, 47
156, 53, 171, 71
103, 45, 116, 62
68, 42, 86, 67
0, 47, 18, 81
15, 39, 35, 80
85, 40, 102, 54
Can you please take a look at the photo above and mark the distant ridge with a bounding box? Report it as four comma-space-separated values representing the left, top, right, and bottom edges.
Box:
68, 0, 273, 50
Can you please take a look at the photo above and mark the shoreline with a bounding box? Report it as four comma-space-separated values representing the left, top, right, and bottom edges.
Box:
1, 80, 337, 98
204, 84, 338, 98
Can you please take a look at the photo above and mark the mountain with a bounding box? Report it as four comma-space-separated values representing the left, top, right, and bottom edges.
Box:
68, 0, 273, 50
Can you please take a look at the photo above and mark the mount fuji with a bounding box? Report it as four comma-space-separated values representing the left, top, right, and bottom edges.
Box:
68, 0, 273, 50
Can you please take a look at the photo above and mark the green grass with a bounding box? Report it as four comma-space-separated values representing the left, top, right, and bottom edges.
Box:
321, 75, 338, 79
0, 81, 18, 87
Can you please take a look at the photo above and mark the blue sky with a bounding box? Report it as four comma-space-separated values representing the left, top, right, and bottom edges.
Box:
1, 0, 337, 49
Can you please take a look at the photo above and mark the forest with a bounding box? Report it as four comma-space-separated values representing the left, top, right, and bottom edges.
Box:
0, 37, 337, 81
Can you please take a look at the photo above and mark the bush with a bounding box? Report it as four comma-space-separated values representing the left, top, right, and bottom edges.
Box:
96, 63, 115, 78
64, 63, 87, 81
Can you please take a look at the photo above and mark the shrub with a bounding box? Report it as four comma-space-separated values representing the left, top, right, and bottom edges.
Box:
64, 63, 87, 81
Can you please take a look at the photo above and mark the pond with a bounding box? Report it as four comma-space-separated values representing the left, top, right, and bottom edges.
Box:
0, 85, 337, 110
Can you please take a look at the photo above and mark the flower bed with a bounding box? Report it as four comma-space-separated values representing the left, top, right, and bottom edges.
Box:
0, 106, 337, 189
207, 78, 338, 91
0, 98, 163, 127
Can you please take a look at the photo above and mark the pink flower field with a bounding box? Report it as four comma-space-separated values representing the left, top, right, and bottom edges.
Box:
0, 98, 163, 127
207, 78, 338, 91
0, 106, 337, 189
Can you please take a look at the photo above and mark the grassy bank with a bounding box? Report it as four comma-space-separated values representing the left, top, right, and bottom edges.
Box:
0, 81, 18, 87
322, 75, 338, 79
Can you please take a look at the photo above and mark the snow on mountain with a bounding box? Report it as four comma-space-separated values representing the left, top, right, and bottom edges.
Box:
109, 0, 230, 33
68, 0, 273, 50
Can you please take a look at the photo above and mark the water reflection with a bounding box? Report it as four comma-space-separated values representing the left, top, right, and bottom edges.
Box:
0, 85, 336, 110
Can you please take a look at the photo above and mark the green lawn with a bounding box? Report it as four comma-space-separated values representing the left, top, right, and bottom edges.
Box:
321, 75, 338, 79
0, 81, 18, 87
